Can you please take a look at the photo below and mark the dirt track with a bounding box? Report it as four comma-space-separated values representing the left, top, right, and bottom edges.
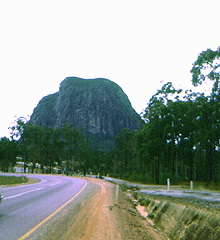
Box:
26, 177, 167, 240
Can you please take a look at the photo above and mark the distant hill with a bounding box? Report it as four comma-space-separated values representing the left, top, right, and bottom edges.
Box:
30, 77, 142, 150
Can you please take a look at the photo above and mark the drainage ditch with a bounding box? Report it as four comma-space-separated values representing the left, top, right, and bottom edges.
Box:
129, 191, 220, 240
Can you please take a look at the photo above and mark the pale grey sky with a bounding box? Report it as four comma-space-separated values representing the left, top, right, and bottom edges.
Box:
1, 0, 219, 137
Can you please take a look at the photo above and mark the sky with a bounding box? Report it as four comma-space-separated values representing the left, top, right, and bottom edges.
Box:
0, 0, 220, 138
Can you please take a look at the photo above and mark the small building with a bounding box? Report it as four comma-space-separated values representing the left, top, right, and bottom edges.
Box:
13, 162, 28, 173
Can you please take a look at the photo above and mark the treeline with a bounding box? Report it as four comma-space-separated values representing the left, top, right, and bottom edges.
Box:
112, 83, 220, 184
0, 137, 18, 172
111, 47, 220, 184
0, 47, 220, 184
0, 119, 111, 175
0, 120, 95, 175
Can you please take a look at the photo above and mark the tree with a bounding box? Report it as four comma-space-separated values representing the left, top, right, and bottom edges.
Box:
114, 129, 136, 179
61, 124, 90, 175
0, 137, 18, 172
191, 47, 220, 98
9, 117, 30, 172
9, 117, 28, 140
191, 47, 220, 181
142, 83, 185, 183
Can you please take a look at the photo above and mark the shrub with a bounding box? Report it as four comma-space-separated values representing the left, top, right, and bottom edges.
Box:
139, 198, 151, 206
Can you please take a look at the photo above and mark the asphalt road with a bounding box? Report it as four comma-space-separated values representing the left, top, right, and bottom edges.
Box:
105, 177, 220, 203
0, 174, 87, 240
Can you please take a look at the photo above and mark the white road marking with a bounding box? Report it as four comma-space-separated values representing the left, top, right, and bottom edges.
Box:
4, 188, 44, 200
49, 180, 63, 187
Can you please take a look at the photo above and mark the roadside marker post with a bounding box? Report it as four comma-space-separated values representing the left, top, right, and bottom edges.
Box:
115, 183, 119, 205
190, 180, 193, 190
167, 178, 170, 191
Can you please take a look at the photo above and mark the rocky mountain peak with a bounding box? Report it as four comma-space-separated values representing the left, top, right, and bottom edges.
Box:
30, 77, 142, 150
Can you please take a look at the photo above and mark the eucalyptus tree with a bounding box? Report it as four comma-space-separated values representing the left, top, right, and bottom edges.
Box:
26, 125, 64, 173
191, 47, 220, 98
21, 123, 43, 172
139, 82, 207, 183
114, 129, 136, 179
61, 124, 90, 175
0, 137, 18, 172
141, 82, 185, 183
10, 119, 63, 173
9, 117, 30, 172
191, 47, 220, 181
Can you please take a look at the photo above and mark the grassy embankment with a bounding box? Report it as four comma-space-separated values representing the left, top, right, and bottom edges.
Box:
0, 175, 28, 185
178, 181, 220, 191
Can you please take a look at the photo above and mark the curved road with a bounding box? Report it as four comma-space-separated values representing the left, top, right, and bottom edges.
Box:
0, 174, 87, 240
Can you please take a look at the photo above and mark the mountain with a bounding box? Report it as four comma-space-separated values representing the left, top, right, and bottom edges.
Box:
30, 77, 142, 150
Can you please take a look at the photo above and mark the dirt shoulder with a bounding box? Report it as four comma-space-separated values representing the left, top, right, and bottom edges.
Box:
26, 177, 167, 240
106, 180, 167, 240
83, 178, 167, 240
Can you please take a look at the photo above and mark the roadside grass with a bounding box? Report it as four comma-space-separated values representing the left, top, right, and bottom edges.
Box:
178, 181, 220, 191
117, 179, 220, 192
0, 175, 28, 185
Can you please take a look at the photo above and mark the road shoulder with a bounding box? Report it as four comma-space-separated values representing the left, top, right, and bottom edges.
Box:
24, 177, 166, 240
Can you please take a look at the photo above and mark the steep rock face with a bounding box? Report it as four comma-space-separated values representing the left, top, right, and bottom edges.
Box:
30, 77, 142, 149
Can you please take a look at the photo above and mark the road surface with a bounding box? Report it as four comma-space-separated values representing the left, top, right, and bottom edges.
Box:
0, 174, 87, 240
105, 177, 220, 204
0, 174, 172, 240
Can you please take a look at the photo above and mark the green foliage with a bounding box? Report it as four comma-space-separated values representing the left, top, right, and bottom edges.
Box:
191, 47, 220, 97
113, 129, 137, 178
0, 137, 19, 172
9, 117, 28, 139
4, 118, 94, 175
139, 198, 151, 206
110, 53, 220, 184
147, 214, 155, 219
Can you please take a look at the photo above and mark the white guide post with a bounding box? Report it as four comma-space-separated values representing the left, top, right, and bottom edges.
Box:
190, 180, 193, 190
167, 178, 170, 191
115, 183, 119, 205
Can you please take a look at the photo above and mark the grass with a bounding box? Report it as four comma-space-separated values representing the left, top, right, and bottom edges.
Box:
178, 181, 220, 191
139, 198, 151, 206
0, 175, 28, 185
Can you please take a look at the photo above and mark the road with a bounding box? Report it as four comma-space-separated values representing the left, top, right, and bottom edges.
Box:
105, 177, 220, 203
0, 174, 87, 240
0, 174, 173, 240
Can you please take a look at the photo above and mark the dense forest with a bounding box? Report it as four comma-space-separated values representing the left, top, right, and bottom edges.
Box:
0, 47, 220, 185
